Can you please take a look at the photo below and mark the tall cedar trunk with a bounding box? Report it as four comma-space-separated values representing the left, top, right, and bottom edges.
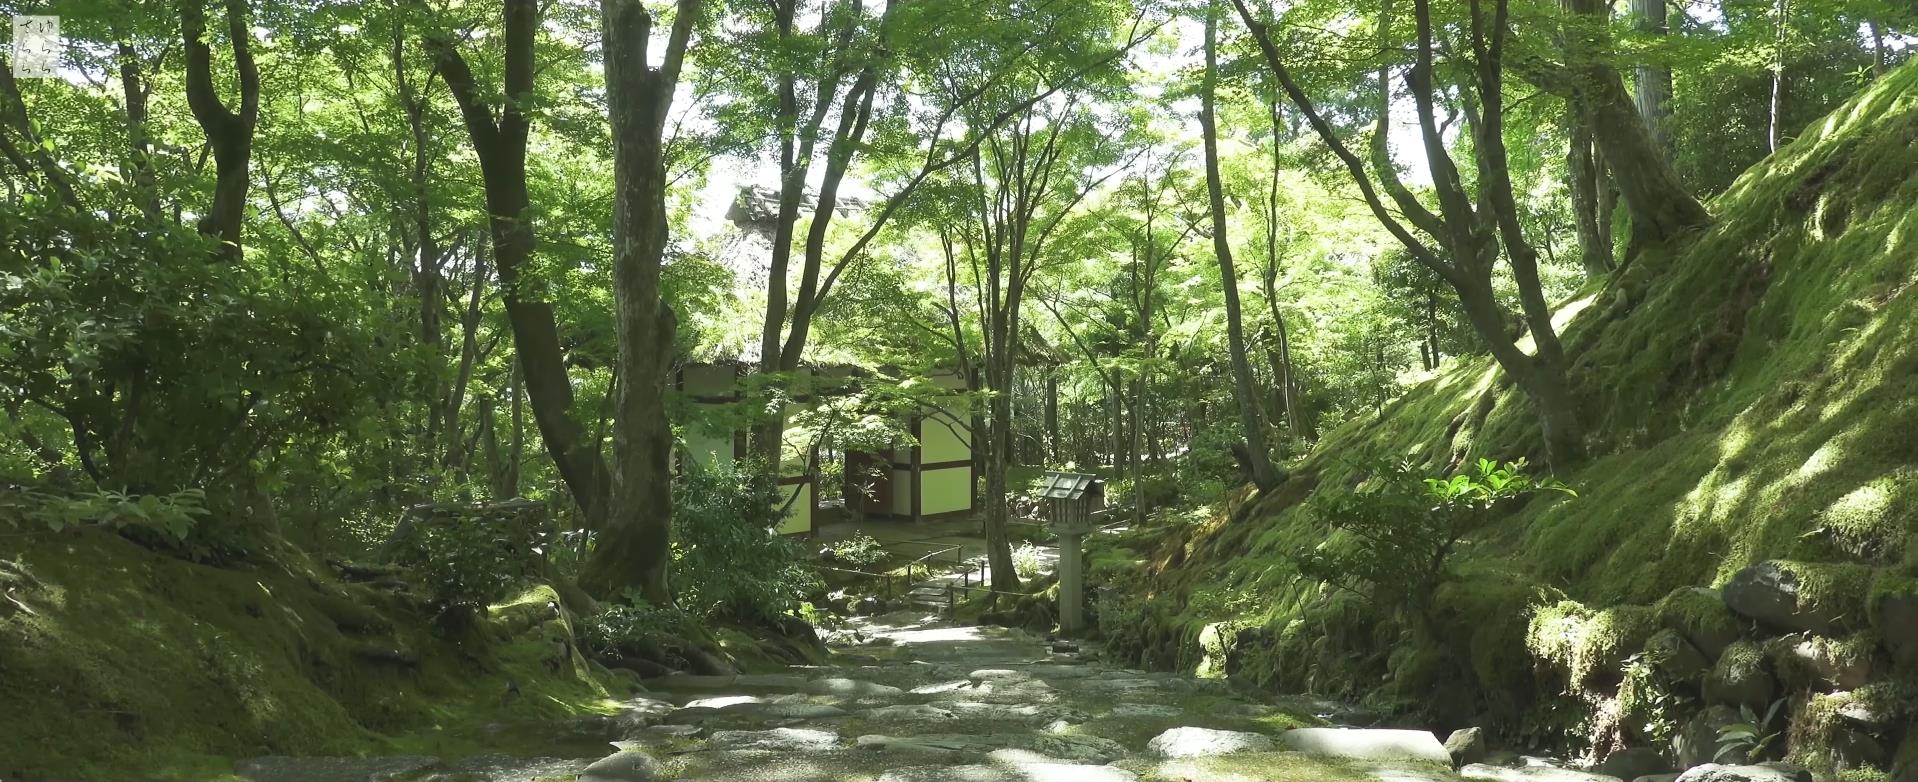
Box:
1559, 0, 1709, 252
180, 0, 258, 260
430, 0, 609, 528
1630, 0, 1674, 160
1201, 5, 1280, 492
582, 0, 698, 602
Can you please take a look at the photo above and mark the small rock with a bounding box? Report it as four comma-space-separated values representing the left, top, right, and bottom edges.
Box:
576, 750, 665, 782
1445, 727, 1487, 769
1146, 726, 1277, 758
1594, 747, 1674, 780
1277, 728, 1450, 764
1673, 763, 1812, 782
1704, 642, 1776, 710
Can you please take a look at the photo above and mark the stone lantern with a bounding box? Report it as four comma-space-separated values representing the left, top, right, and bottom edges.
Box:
1036, 470, 1103, 636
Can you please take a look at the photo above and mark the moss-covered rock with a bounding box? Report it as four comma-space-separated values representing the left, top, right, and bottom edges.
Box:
1868, 573, 1918, 671
1527, 601, 1660, 690
1722, 561, 1873, 637
1658, 586, 1745, 661
1705, 641, 1778, 711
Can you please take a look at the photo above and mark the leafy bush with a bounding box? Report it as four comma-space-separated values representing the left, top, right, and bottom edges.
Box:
3, 488, 210, 543
1012, 543, 1048, 579
820, 532, 887, 570
671, 464, 821, 621
580, 597, 694, 661
389, 501, 553, 615
1299, 459, 1572, 637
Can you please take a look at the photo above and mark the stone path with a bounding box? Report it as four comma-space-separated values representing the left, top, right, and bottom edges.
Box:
237, 609, 1474, 782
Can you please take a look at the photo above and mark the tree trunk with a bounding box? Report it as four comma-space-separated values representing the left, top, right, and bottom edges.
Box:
180, 0, 259, 260
1201, 5, 1280, 492
1044, 374, 1059, 464
1567, 102, 1614, 276
429, 0, 610, 528
581, 0, 699, 603
1768, 0, 1789, 153
1557, 0, 1709, 252
1630, 0, 1674, 161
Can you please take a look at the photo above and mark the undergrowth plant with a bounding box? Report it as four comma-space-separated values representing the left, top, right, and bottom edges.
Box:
1299, 459, 1573, 638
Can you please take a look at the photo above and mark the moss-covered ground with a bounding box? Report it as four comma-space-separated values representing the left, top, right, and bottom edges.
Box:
0, 528, 624, 781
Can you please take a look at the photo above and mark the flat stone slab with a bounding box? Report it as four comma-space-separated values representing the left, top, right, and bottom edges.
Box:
577, 750, 666, 782
1460, 763, 1623, 781
234, 756, 440, 782
855, 733, 1123, 764
685, 695, 763, 709
1147, 726, 1277, 758
1279, 728, 1451, 764
1675, 764, 1813, 782
705, 727, 842, 752
806, 677, 905, 697
861, 704, 957, 721
879, 759, 1138, 782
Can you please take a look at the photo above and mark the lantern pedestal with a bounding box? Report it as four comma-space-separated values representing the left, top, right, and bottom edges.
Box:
1054, 521, 1093, 636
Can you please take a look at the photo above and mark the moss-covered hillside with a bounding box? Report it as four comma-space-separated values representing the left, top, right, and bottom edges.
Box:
1094, 59, 1918, 773
0, 528, 623, 781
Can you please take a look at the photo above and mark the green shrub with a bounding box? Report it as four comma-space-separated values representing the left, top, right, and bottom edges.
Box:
390, 502, 552, 616
1299, 459, 1572, 638
3, 488, 209, 544
671, 464, 821, 621
1012, 543, 1048, 579
820, 532, 887, 570
580, 598, 694, 661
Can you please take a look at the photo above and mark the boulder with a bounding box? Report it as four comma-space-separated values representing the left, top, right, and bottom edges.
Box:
1721, 562, 1863, 636
1645, 629, 1712, 681
1146, 726, 1276, 758
1672, 763, 1811, 782
1659, 587, 1744, 661
1871, 580, 1918, 669
1595, 747, 1674, 780
1446, 727, 1488, 768
1703, 642, 1776, 710
576, 751, 666, 782
1674, 706, 1746, 769
1276, 728, 1450, 764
